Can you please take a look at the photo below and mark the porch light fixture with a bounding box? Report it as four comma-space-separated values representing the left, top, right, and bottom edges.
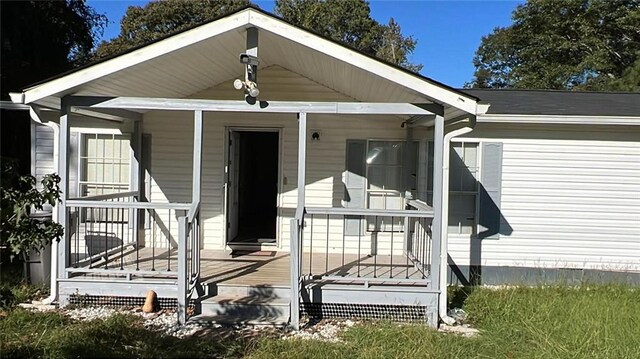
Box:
233, 53, 260, 98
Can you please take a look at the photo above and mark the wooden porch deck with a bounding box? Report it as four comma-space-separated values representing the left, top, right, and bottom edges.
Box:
70, 248, 428, 286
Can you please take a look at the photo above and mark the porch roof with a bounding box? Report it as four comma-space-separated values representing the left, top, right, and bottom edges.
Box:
13, 6, 480, 117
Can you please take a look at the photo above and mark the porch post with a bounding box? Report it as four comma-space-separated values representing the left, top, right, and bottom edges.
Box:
57, 98, 70, 280
430, 115, 444, 325
290, 112, 307, 330
192, 110, 203, 205
295, 112, 307, 219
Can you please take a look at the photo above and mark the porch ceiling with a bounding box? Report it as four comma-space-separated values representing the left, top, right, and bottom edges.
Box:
21, 8, 479, 116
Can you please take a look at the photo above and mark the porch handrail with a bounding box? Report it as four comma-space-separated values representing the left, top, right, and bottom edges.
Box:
65, 200, 191, 211
406, 199, 432, 212
68, 190, 139, 202
187, 201, 200, 222
304, 206, 434, 218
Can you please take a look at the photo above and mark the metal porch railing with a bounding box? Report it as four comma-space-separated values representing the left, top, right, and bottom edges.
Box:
298, 204, 434, 286
65, 192, 192, 278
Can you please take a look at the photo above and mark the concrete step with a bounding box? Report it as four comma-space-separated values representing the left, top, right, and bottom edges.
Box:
197, 294, 290, 325
207, 282, 291, 299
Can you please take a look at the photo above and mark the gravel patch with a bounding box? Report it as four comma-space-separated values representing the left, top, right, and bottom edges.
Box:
438, 324, 480, 337
282, 319, 357, 342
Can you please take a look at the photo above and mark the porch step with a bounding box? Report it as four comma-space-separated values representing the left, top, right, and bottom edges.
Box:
211, 283, 291, 299
196, 294, 290, 325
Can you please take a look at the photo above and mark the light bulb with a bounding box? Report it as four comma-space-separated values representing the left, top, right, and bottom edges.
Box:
233, 79, 244, 90
248, 86, 260, 98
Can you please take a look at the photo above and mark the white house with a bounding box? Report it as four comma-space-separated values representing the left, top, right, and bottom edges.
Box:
11, 6, 640, 327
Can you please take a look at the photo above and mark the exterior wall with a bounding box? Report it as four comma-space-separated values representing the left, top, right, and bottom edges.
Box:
32, 123, 55, 183
142, 66, 420, 251
449, 122, 640, 282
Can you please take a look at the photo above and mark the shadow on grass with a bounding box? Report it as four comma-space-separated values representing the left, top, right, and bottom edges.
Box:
447, 286, 475, 310
0, 310, 255, 359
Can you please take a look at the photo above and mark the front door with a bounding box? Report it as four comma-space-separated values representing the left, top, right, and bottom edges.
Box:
226, 130, 279, 245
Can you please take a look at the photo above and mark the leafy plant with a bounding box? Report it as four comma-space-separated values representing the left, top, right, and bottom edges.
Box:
1, 159, 63, 262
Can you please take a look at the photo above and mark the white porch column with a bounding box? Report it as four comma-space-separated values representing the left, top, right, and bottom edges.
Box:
290, 112, 307, 330
192, 110, 203, 204
295, 112, 307, 219
57, 99, 70, 281
430, 115, 445, 324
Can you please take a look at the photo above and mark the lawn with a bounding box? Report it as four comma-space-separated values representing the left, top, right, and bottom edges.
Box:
1, 285, 638, 358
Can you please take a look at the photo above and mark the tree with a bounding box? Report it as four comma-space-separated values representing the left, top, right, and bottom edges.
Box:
1, 160, 63, 264
377, 18, 422, 72
275, 0, 422, 72
94, 0, 250, 59
467, 0, 640, 90
0, 0, 107, 99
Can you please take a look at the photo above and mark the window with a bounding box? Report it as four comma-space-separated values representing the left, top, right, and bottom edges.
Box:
79, 133, 131, 197
448, 142, 479, 235
426, 141, 480, 235
344, 139, 418, 232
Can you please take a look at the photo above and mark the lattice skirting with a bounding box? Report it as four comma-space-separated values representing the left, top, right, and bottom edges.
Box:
68, 294, 195, 309
301, 303, 430, 323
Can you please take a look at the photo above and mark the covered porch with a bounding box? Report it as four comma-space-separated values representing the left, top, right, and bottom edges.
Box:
55, 95, 446, 326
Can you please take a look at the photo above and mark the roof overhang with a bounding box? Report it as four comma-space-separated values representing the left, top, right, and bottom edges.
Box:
12, 7, 479, 116
478, 114, 640, 126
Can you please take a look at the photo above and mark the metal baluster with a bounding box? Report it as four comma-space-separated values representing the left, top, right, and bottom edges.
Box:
135, 208, 140, 271
120, 206, 124, 270
341, 215, 346, 275
423, 218, 428, 279
104, 207, 109, 270
390, 216, 394, 278
405, 218, 410, 279
167, 210, 171, 271
75, 208, 79, 268
89, 208, 94, 269
84, 207, 88, 269
325, 214, 329, 275
309, 214, 313, 276
427, 220, 432, 271
357, 216, 361, 277
151, 209, 156, 271
373, 216, 378, 278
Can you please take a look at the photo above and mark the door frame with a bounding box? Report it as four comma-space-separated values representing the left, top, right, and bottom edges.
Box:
223, 126, 284, 248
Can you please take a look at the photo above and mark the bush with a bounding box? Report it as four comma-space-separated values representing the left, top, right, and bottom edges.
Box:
0, 159, 63, 264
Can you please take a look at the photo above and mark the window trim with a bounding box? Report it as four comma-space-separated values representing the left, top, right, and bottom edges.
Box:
77, 132, 133, 198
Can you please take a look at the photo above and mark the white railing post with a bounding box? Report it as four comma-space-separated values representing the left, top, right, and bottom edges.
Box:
177, 215, 188, 325
289, 218, 300, 330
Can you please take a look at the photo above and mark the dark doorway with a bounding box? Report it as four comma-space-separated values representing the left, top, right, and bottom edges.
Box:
230, 131, 279, 244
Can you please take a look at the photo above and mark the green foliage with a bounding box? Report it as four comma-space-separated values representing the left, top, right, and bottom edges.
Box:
468, 0, 640, 90
0, 310, 251, 359
275, 0, 422, 72
0, 160, 63, 261
94, 0, 250, 59
0, 0, 106, 99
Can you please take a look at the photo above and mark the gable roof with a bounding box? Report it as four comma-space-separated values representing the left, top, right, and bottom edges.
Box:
463, 89, 640, 117
15, 5, 479, 114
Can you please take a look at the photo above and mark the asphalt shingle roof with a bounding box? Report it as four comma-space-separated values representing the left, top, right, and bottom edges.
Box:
461, 89, 640, 117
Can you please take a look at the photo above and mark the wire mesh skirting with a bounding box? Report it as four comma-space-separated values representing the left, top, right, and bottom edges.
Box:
301, 303, 430, 323
68, 294, 195, 309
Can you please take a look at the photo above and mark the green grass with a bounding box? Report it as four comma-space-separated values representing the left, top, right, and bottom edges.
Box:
0, 263, 48, 309
0, 309, 253, 358
1, 285, 638, 358
249, 285, 640, 359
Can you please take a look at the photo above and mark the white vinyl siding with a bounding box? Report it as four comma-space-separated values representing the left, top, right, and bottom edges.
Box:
450, 124, 640, 272
33, 124, 55, 183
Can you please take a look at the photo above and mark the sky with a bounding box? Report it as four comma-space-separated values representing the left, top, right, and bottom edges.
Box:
86, 0, 524, 88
